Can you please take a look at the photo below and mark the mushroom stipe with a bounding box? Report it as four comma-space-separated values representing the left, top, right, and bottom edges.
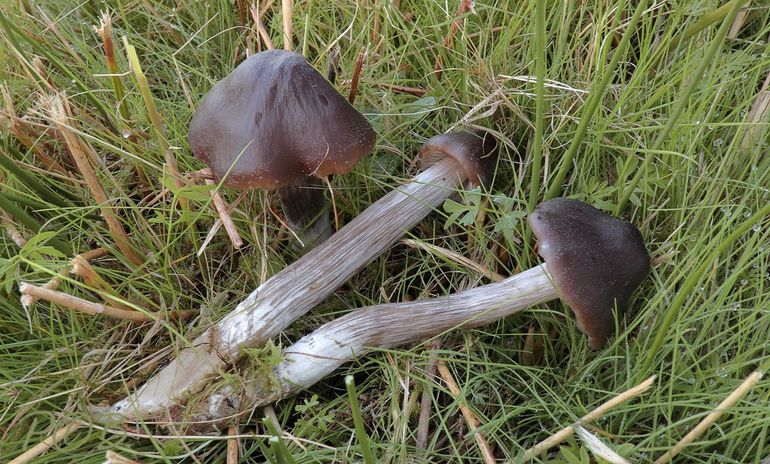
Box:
109, 130, 499, 421
111, 198, 650, 429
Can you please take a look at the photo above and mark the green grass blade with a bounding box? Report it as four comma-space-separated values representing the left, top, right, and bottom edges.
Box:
0, 190, 71, 254
345, 375, 377, 464
615, 0, 747, 213
546, 0, 647, 199
638, 202, 770, 377
526, 0, 546, 213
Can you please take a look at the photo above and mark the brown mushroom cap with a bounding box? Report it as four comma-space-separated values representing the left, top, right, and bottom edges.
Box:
188, 50, 376, 190
528, 198, 650, 348
419, 130, 498, 187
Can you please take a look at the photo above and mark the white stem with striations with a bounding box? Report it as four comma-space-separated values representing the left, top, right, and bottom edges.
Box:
202, 264, 557, 422
113, 158, 467, 419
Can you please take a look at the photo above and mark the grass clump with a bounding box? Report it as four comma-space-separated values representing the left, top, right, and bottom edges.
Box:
1, 0, 769, 462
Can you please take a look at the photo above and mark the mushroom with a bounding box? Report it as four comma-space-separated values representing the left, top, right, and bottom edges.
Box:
111, 130, 499, 420
188, 49, 376, 246
195, 198, 650, 423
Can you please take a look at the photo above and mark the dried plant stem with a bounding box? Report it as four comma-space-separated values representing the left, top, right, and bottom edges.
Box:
93, 13, 130, 126
1, 211, 26, 247
94, 13, 149, 182
523, 375, 657, 461
105, 451, 142, 464
8, 421, 83, 464
1, 83, 68, 175
19, 282, 197, 322
348, 47, 367, 104
282, 0, 293, 50
402, 239, 504, 282
201, 169, 243, 249
376, 83, 428, 97
437, 362, 496, 464
728, 0, 751, 39
71, 255, 132, 309
227, 425, 240, 464
434, 0, 475, 79
250, 3, 274, 50
653, 371, 764, 464
741, 68, 770, 150
46, 94, 144, 265
20, 247, 106, 308
416, 340, 441, 449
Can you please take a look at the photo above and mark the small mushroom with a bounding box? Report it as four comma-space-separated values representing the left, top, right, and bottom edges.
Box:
111, 130, 499, 420
528, 198, 650, 348
188, 49, 376, 246
195, 198, 650, 421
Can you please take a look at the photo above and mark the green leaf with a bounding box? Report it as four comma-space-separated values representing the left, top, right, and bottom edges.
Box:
442, 198, 467, 213
560, 446, 587, 464
459, 210, 476, 226
492, 194, 515, 211
401, 96, 437, 123
20, 232, 66, 259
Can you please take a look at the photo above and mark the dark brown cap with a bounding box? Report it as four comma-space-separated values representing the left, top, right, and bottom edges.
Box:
528, 198, 650, 348
188, 50, 376, 190
419, 130, 498, 187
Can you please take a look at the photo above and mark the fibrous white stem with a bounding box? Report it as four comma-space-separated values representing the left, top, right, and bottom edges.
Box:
202, 264, 557, 423
113, 158, 466, 420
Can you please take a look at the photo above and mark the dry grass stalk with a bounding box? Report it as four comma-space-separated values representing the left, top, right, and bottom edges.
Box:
227, 425, 240, 464
437, 362, 496, 464
19, 282, 197, 322
1, 211, 27, 247
105, 450, 142, 464
434, 0, 475, 79
416, 339, 441, 448
31, 56, 55, 90
20, 247, 107, 308
401, 239, 505, 282
348, 47, 367, 104
282, 0, 293, 50
727, 0, 751, 39
523, 375, 657, 461
376, 82, 428, 97
71, 255, 133, 309
45, 94, 144, 265
653, 370, 764, 464
201, 168, 243, 249
326, 45, 341, 84
1, 83, 68, 175
93, 11, 147, 181
250, 3, 274, 50
8, 421, 83, 464
741, 68, 770, 150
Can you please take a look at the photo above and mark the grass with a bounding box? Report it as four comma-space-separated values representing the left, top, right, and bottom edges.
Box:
1, 0, 769, 462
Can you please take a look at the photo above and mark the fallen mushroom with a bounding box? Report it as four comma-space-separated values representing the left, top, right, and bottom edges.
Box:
188, 49, 376, 247
111, 130, 499, 421
197, 198, 650, 422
